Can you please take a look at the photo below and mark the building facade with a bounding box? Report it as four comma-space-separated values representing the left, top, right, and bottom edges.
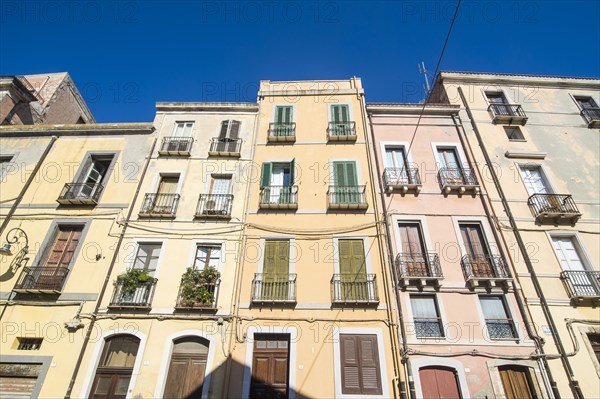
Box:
0, 123, 154, 398
431, 71, 600, 399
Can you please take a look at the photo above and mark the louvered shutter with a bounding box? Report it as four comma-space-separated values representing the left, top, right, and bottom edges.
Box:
340, 334, 382, 395
339, 240, 352, 274
340, 335, 361, 394
229, 121, 240, 139
219, 121, 229, 139
260, 163, 272, 188
359, 335, 383, 395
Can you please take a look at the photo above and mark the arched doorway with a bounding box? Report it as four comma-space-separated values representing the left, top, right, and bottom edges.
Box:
419, 366, 462, 399
163, 336, 210, 398
90, 334, 140, 399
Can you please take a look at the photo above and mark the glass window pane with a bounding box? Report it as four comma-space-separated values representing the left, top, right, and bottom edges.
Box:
103, 336, 139, 367
94, 377, 112, 394
480, 296, 508, 319
115, 376, 131, 395
256, 340, 266, 348
411, 296, 438, 318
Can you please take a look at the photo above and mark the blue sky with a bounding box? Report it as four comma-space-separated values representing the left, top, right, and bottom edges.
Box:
1, 0, 599, 122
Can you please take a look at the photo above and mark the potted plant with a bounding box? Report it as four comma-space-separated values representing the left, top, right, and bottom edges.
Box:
114, 268, 155, 302
179, 266, 221, 307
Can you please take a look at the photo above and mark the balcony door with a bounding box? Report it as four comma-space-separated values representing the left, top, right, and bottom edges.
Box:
163, 337, 209, 399
274, 106, 293, 136
333, 161, 359, 203
551, 237, 595, 294
218, 120, 240, 152
339, 239, 368, 300
36, 225, 83, 289
460, 224, 492, 277
385, 146, 410, 183
261, 161, 295, 204
90, 335, 139, 399
437, 148, 463, 183
76, 156, 112, 199
261, 240, 290, 301
499, 366, 535, 399
154, 176, 179, 213
206, 176, 231, 213
398, 223, 428, 276
520, 166, 550, 195
487, 92, 512, 115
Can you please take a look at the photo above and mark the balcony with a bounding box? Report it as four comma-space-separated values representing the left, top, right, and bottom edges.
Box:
208, 137, 242, 157
331, 274, 379, 305
158, 137, 193, 156
139, 193, 180, 218
327, 121, 357, 141
57, 183, 104, 205
461, 254, 511, 289
251, 274, 297, 304
195, 194, 233, 219
581, 108, 600, 128
259, 186, 298, 209
396, 253, 443, 289
13, 267, 69, 294
268, 123, 296, 142
383, 167, 422, 194
438, 168, 479, 194
528, 194, 582, 224
561, 270, 600, 305
109, 280, 157, 309
175, 279, 220, 310
488, 103, 528, 125
327, 186, 368, 210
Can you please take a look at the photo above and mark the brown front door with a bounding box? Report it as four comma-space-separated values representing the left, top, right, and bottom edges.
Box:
398, 223, 428, 276
250, 334, 289, 399
36, 225, 83, 289
419, 367, 461, 399
459, 224, 492, 277
499, 366, 535, 399
163, 337, 209, 399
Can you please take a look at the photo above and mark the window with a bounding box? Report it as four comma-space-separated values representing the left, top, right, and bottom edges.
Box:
551, 236, 598, 297
385, 146, 408, 170
263, 240, 290, 277
173, 122, 194, 137
337, 239, 368, 297
157, 175, 179, 195
339, 334, 382, 395
436, 147, 466, 184
209, 175, 231, 195
193, 245, 221, 270
16, 338, 43, 350
219, 120, 241, 139
274, 106, 293, 124
90, 335, 140, 399
459, 223, 495, 277
587, 334, 600, 363
575, 96, 599, 110
132, 243, 161, 276
552, 236, 586, 272
330, 104, 350, 123
486, 92, 508, 105
260, 161, 296, 205
410, 295, 443, 337
398, 223, 431, 277
72, 155, 114, 199
519, 166, 550, 195
504, 126, 525, 141
480, 296, 517, 339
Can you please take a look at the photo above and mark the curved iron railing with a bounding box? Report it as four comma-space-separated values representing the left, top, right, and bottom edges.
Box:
561, 270, 600, 299
461, 254, 510, 280
327, 185, 367, 208
196, 194, 233, 217
14, 267, 69, 292
527, 194, 581, 218
259, 185, 298, 207
175, 279, 220, 309
383, 167, 421, 187
251, 274, 297, 302
268, 123, 296, 139
327, 121, 356, 139
438, 167, 478, 187
331, 274, 378, 303
58, 183, 104, 204
139, 193, 180, 216
396, 253, 442, 279
109, 280, 157, 308
209, 137, 242, 154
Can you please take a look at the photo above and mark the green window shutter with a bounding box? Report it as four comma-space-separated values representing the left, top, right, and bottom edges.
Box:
263, 241, 277, 275
260, 163, 272, 188
346, 162, 358, 186
333, 161, 357, 186
351, 240, 367, 279
284, 106, 292, 123
289, 159, 295, 185
341, 105, 349, 122
339, 240, 352, 274
275, 106, 292, 123
229, 120, 240, 139
276, 240, 290, 275
275, 107, 283, 124
331, 105, 350, 122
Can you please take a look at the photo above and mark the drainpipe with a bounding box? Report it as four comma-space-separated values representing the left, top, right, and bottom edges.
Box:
64, 137, 157, 399
363, 103, 413, 399
456, 86, 582, 399
450, 112, 558, 399
0, 135, 58, 236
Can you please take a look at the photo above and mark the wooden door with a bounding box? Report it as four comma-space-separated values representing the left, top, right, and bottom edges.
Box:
419, 367, 461, 399
36, 225, 82, 289
499, 366, 535, 399
262, 241, 290, 300
398, 223, 428, 276
460, 225, 492, 277
250, 335, 289, 399
340, 334, 382, 395
164, 337, 209, 399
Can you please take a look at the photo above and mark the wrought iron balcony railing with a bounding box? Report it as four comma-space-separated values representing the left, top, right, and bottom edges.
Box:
485, 319, 517, 339
139, 193, 180, 217
438, 167, 479, 194
396, 253, 443, 288
158, 137, 193, 155
527, 194, 582, 224
251, 274, 297, 303
268, 123, 296, 141
561, 270, 600, 302
57, 183, 104, 205
461, 254, 511, 288
331, 274, 378, 304
383, 167, 422, 193
208, 137, 242, 156
327, 121, 356, 140
581, 108, 600, 128
414, 317, 444, 338
488, 103, 528, 125
175, 279, 220, 309
14, 267, 69, 293
195, 194, 233, 218
259, 186, 298, 209
109, 280, 157, 308
327, 185, 368, 209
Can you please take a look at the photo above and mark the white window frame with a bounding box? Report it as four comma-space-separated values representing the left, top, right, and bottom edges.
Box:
153, 329, 218, 399
516, 162, 556, 196
125, 238, 167, 278
451, 216, 500, 258
328, 158, 363, 186
327, 103, 354, 123
149, 171, 185, 194
186, 239, 226, 273
271, 104, 296, 122
475, 294, 522, 342
332, 235, 372, 275
391, 215, 434, 257
431, 142, 470, 171
203, 173, 233, 195
546, 231, 596, 273
379, 141, 416, 169
172, 121, 194, 137
407, 293, 446, 340
332, 327, 390, 399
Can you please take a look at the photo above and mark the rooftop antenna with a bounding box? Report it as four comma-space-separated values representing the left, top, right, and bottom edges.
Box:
418, 62, 432, 100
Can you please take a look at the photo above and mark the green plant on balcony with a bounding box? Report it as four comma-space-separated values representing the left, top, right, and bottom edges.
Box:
114, 268, 155, 296
179, 266, 220, 307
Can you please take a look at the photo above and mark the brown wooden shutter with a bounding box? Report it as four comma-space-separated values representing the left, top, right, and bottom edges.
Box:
43, 226, 83, 271
340, 334, 382, 395
358, 335, 383, 395
340, 335, 361, 394
229, 121, 240, 139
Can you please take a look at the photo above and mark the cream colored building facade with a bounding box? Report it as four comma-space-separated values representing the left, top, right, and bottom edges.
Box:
432, 72, 600, 399
226, 79, 403, 399
0, 123, 154, 398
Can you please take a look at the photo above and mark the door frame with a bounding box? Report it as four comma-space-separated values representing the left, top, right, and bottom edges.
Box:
411, 357, 470, 399
153, 330, 217, 399
79, 329, 147, 399
486, 359, 545, 399
242, 326, 297, 399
